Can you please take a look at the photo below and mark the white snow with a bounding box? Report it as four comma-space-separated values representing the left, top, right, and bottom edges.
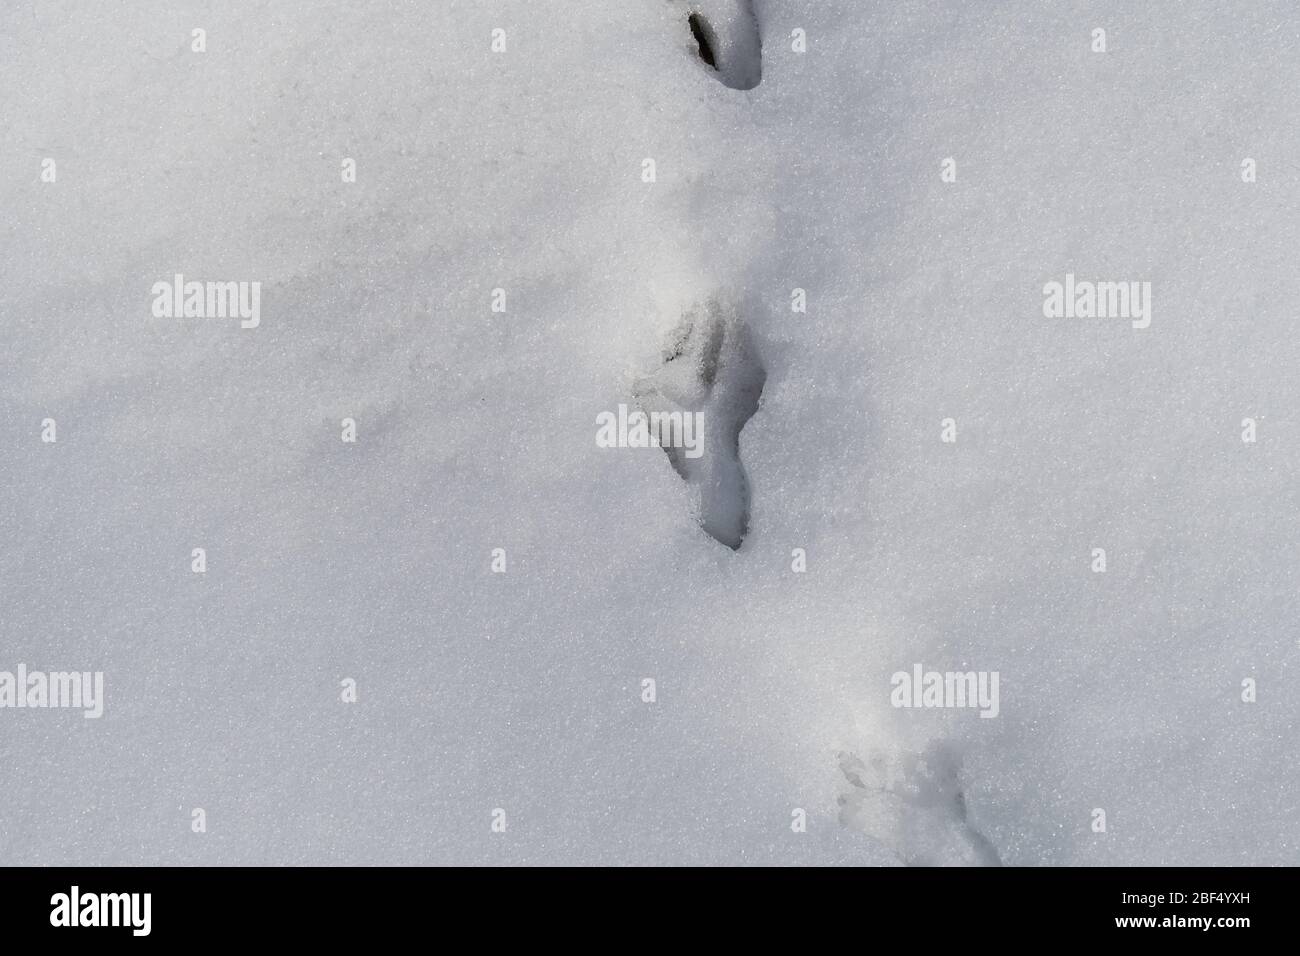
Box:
1, 1, 1296, 864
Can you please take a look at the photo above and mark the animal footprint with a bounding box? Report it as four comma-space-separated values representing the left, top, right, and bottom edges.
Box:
837, 744, 1003, 867
633, 299, 766, 550
675, 0, 762, 90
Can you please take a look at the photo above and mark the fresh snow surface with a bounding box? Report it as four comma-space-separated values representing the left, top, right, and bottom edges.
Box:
1, 1, 1297, 865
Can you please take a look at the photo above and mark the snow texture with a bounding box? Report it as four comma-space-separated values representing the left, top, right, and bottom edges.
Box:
1, 1, 1297, 865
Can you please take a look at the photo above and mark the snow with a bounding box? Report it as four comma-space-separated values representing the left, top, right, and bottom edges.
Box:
1, 1, 1296, 865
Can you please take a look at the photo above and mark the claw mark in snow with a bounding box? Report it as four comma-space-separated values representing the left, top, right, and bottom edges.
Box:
837, 745, 1003, 867
675, 1, 762, 90
688, 14, 717, 68
634, 299, 766, 550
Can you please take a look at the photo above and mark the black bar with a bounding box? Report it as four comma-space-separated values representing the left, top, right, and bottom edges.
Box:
0, 867, 1282, 942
